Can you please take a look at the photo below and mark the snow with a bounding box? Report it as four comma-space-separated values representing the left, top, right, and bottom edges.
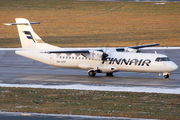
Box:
0, 83, 179, 94
0, 48, 22, 51
0, 111, 156, 120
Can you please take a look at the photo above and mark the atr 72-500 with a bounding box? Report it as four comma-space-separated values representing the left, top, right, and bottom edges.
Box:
4, 18, 178, 78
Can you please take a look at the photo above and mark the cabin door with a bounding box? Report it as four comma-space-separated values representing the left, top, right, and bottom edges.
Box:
49, 54, 54, 65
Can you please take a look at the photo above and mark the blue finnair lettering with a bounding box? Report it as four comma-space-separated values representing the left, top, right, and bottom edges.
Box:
121, 58, 131, 65
108, 58, 151, 66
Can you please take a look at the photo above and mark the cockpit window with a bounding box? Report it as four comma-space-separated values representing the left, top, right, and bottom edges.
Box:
155, 57, 170, 62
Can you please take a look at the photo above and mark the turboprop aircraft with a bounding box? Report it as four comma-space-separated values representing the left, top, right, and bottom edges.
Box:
4, 18, 178, 78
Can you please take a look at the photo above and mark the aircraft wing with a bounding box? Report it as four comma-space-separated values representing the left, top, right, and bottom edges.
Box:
46, 50, 89, 54
116, 43, 160, 52
128, 43, 160, 49
45, 43, 160, 57
47, 43, 160, 54
45, 50, 108, 60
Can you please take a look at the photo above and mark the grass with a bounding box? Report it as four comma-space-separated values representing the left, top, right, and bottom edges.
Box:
0, 87, 180, 119
0, 0, 180, 47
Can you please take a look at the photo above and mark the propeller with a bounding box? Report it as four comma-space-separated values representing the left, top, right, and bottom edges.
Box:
97, 48, 109, 64
102, 52, 109, 62
102, 43, 108, 63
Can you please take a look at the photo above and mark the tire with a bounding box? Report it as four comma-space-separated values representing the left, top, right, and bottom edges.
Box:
164, 74, 169, 79
88, 70, 96, 76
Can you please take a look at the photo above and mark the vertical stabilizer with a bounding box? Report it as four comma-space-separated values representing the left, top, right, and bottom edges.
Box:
4, 18, 61, 50
15, 18, 44, 50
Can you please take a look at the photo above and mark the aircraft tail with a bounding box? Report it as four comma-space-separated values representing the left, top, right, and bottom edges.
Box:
5, 18, 60, 50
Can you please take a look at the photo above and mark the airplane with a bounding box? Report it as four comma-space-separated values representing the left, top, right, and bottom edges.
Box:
4, 18, 178, 79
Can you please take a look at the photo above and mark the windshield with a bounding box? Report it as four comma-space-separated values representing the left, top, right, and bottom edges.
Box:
155, 57, 170, 62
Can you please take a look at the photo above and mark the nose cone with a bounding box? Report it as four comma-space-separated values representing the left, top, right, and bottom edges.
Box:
168, 62, 178, 72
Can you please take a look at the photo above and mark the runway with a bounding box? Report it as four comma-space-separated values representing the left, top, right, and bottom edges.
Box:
0, 48, 180, 90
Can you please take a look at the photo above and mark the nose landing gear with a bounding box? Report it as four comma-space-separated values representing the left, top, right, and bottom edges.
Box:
164, 74, 169, 79
163, 73, 170, 79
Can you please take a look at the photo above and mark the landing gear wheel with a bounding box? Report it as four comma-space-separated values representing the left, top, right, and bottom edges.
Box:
88, 70, 96, 76
164, 74, 169, 79
106, 73, 113, 76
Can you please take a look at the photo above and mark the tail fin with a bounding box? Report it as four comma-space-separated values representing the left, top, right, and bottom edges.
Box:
16, 18, 43, 50
5, 18, 60, 50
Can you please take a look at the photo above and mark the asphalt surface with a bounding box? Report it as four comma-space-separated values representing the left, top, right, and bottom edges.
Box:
0, 49, 180, 87
0, 48, 179, 120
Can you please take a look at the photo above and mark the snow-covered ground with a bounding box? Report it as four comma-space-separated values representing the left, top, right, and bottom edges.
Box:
0, 83, 179, 94
0, 48, 22, 51
0, 111, 157, 120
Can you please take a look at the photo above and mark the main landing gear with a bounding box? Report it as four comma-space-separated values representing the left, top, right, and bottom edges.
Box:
88, 70, 114, 77
88, 70, 96, 76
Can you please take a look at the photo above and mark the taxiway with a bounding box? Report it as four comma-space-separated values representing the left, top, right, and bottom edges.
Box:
0, 48, 179, 120
0, 48, 179, 88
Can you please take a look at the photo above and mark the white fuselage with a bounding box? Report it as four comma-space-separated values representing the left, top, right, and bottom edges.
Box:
15, 48, 178, 74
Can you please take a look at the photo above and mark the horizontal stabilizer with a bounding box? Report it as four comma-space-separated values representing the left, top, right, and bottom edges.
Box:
4, 22, 40, 26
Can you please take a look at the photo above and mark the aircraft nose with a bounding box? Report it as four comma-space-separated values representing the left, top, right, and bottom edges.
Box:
169, 62, 178, 71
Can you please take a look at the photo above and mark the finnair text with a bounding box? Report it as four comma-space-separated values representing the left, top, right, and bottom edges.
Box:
108, 58, 151, 66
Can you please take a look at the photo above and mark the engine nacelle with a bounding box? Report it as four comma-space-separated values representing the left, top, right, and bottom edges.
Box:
83, 50, 104, 60
124, 48, 138, 53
